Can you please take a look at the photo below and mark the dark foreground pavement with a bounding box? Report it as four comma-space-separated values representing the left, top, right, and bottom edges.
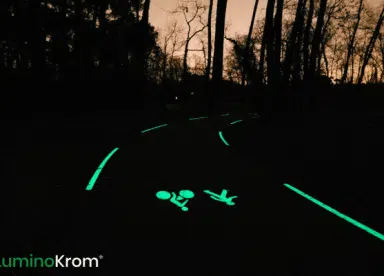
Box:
1, 111, 383, 275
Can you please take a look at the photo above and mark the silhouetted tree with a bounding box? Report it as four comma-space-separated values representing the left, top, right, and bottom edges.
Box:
272, 0, 284, 83
242, 0, 259, 87
358, 5, 384, 84
142, 0, 151, 25
264, 0, 276, 84
303, 0, 314, 77
212, 0, 228, 83
172, 0, 208, 80
211, 0, 228, 110
341, 0, 364, 84
206, 0, 214, 80
308, 0, 328, 79
283, 0, 306, 83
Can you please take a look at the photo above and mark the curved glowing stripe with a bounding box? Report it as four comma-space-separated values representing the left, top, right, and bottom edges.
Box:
284, 183, 384, 241
86, 148, 119, 191
141, 124, 168, 133
230, 120, 243, 125
218, 131, 230, 146
221, 113, 230, 116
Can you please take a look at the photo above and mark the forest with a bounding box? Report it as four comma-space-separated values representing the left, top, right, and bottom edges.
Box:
0, 0, 384, 118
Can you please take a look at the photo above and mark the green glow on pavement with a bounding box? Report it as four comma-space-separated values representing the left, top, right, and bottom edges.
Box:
218, 131, 230, 146
284, 183, 384, 241
141, 124, 168, 133
156, 190, 195, 211
189, 117, 208, 121
86, 148, 119, 191
230, 120, 243, 125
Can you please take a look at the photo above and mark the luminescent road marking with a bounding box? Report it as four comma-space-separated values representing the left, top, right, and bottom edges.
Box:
156, 190, 195, 211
284, 183, 384, 241
141, 124, 168, 133
189, 116, 208, 121
218, 131, 230, 146
86, 148, 119, 191
230, 120, 243, 125
221, 113, 230, 116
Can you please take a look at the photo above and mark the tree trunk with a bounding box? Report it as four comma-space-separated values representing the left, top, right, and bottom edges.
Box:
341, 0, 363, 84
283, 0, 305, 83
211, 0, 228, 111
212, 0, 228, 82
242, 0, 259, 86
183, 38, 190, 79
351, 48, 355, 83
303, 0, 314, 77
137, 0, 152, 84
308, 0, 328, 79
272, 0, 284, 84
292, 0, 306, 83
265, 0, 276, 85
358, 6, 384, 84
162, 40, 168, 83
206, 0, 214, 80
259, 30, 267, 83
321, 39, 329, 76
142, 0, 151, 25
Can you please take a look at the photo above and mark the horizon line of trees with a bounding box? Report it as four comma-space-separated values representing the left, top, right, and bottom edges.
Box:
1, 0, 383, 89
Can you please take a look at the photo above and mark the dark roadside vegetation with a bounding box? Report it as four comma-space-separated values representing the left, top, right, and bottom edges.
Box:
1, 0, 384, 273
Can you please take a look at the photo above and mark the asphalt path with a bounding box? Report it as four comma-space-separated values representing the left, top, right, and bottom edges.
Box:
1, 111, 383, 274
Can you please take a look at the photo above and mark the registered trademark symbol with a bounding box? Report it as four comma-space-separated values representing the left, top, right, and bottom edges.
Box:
99, 255, 103, 259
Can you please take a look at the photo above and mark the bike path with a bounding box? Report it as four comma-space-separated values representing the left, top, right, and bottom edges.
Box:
81, 113, 382, 273
2, 112, 382, 274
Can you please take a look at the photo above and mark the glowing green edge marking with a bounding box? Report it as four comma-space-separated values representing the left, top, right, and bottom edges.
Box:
141, 124, 168, 133
86, 148, 119, 191
284, 183, 384, 241
189, 116, 208, 121
230, 120, 243, 125
221, 113, 230, 116
218, 131, 230, 146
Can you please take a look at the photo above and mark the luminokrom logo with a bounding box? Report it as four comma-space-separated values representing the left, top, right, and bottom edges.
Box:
0, 254, 102, 268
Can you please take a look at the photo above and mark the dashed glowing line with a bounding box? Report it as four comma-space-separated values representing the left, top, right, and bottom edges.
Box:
141, 124, 168, 133
284, 183, 384, 241
86, 148, 119, 191
189, 116, 208, 121
218, 131, 230, 146
230, 120, 243, 125
221, 113, 230, 116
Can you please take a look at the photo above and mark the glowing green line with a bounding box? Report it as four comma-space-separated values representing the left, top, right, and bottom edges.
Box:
230, 120, 243, 125
284, 183, 384, 241
189, 116, 208, 121
218, 131, 230, 146
141, 124, 168, 133
86, 148, 119, 191
221, 113, 230, 116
